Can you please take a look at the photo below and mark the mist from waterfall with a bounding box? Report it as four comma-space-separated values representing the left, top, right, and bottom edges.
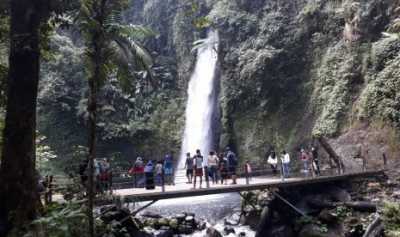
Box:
177, 31, 219, 171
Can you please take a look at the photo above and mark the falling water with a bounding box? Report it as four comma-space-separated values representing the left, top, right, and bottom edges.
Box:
177, 31, 219, 173
141, 31, 254, 236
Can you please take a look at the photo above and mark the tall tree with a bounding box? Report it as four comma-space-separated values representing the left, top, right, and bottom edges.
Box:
0, 0, 77, 234
0, 0, 49, 235
77, 0, 154, 236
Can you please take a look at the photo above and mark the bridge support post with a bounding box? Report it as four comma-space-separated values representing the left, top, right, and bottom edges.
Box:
134, 173, 137, 188
280, 162, 285, 181
109, 171, 113, 195
272, 191, 307, 217
44, 175, 53, 205
205, 166, 210, 188
310, 159, 316, 178
161, 168, 165, 192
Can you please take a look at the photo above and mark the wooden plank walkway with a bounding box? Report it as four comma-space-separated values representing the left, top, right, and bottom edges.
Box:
112, 170, 384, 202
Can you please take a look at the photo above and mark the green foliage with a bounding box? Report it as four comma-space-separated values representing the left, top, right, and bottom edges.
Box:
317, 223, 329, 233
0, 0, 9, 46
295, 217, 329, 234
182, 0, 212, 29
192, 16, 211, 29
24, 201, 89, 237
297, 216, 314, 226
312, 43, 364, 136
0, 1, 9, 108
38, 28, 181, 162
334, 205, 351, 219
358, 38, 400, 128
299, 0, 323, 21
382, 202, 400, 237
36, 134, 58, 175
77, 0, 154, 90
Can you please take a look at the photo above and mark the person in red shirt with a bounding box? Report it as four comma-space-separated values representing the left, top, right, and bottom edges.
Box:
300, 149, 310, 176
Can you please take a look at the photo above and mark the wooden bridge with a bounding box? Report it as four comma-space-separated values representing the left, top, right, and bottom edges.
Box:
109, 170, 385, 203
107, 145, 388, 203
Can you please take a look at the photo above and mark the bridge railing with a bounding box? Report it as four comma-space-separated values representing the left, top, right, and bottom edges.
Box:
42, 152, 388, 204
110, 161, 332, 191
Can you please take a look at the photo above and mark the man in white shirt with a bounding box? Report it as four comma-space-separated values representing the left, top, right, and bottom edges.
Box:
267, 151, 278, 175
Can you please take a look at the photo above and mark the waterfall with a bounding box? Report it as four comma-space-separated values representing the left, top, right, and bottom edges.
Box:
177, 31, 219, 175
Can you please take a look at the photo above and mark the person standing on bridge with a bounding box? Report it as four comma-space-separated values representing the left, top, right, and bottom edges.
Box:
267, 150, 278, 175
144, 160, 155, 190
207, 151, 219, 184
219, 152, 228, 185
130, 156, 145, 188
300, 148, 310, 176
193, 149, 204, 189
281, 150, 291, 178
184, 152, 194, 184
164, 153, 174, 185
311, 146, 321, 176
226, 147, 238, 185
155, 160, 163, 186
100, 158, 111, 193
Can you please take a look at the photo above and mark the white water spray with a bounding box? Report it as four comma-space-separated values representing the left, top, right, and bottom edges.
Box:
177, 31, 219, 173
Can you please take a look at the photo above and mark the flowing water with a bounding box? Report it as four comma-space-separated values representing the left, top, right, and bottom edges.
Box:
177, 30, 219, 174
142, 194, 255, 237
144, 30, 254, 236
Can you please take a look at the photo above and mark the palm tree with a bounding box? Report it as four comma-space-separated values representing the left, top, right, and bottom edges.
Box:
77, 0, 154, 236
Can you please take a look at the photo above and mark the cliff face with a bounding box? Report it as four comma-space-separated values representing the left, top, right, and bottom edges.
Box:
202, 0, 400, 163
39, 0, 400, 165
137, 0, 400, 163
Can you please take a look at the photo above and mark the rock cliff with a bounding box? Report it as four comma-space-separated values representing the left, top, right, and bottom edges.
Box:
39, 0, 400, 166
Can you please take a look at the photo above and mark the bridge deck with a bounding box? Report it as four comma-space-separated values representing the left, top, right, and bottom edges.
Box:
112, 170, 384, 202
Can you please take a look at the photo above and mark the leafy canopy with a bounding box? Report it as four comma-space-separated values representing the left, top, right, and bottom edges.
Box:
77, 0, 155, 90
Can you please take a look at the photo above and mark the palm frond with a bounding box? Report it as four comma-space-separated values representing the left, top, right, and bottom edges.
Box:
113, 36, 153, 68
104, 9, 123, 26
112, 36, 156, 88
77, 0, 156, 90
108, 23, 156, 41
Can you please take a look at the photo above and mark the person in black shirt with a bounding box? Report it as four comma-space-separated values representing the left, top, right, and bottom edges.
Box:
184, 152, 194, 183
311, 146, 321, 175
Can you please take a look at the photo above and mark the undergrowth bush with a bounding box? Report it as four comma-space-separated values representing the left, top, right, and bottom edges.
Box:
24, 201, 89, 237
382, 202, 400, 237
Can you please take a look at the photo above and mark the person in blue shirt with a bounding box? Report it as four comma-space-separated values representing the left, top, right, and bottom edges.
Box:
164, 153, 174, 185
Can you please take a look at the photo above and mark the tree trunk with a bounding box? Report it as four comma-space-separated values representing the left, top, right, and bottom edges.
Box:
344, 201, 377, 212
87, 71, 98, 237
87, 33, 102, 237
317, 137, 345, 173
0, 0, 43, 235
362, 215, 383, 237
